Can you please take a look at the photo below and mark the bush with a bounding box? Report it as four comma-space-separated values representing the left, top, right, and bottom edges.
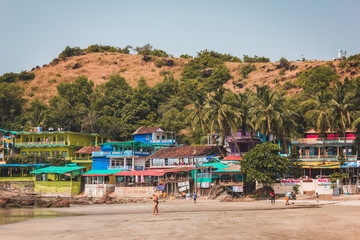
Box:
59, 46, 82, 59
180, 54, 192, 59
243, 55, 270, 63
278, 57, 290, 70
0, 71, 34, 83
154, 59, 164, 68
296, 65, 338, 93
240, 64, 256, 78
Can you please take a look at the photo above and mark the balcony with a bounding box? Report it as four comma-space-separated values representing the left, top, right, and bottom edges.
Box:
15, 141, 66, 147
92, 150, 150, 157
299, 155, 357, 162
291, 137, 356, 145
149, 139, 176, 145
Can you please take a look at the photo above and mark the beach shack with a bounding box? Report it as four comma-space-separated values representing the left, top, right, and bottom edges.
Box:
0, 163, 49, 193
213, 165, 244, 197
82, 169, 122, 198
31, 164, 85, 197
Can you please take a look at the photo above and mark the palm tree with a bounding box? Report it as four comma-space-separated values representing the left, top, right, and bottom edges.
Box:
303, 91, 332, 163
328, 82, 355, 161
186, 92, 207, 134
204, 88, 242, 155
250, 85, 287, 144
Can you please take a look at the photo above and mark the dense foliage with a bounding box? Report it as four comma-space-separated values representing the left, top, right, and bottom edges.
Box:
240, 142, 289, 185
1, 46, 360, 150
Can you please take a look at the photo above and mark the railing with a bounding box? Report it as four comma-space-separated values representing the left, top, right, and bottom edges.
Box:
16, 141, 66, 146
197, 173, 214, 179
291, 137, 356, 144
149, 139, 176, 144
66, 157, 91, 161
108, 166, 131, 170
92, 150, 150, 157
300, 155, 357, 161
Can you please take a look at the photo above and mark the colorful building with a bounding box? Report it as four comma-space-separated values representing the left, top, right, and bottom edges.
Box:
226, 131, 262, 158
133, 127, 176, 146
14, 130, 107, 170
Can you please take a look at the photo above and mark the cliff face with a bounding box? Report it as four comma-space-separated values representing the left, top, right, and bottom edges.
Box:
20, 52, 360, 102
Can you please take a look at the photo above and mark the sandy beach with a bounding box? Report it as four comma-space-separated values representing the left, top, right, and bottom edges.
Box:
1, 199, 360, 240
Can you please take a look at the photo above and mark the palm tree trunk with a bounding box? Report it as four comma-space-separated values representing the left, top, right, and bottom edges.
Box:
231, 133, 241, 157
344, 130, 348, 162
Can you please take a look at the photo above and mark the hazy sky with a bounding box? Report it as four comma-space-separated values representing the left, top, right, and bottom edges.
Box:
1, 0, 359, 74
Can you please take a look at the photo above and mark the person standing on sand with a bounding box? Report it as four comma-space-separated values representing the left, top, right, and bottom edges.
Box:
316, 192, 319, 203
270, 190, 275, 205
153, 194, 159, 215
193, 192, 197, 204
285, 192, 291, 205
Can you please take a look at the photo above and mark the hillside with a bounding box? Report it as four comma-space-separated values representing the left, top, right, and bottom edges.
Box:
21, 52, 360, 102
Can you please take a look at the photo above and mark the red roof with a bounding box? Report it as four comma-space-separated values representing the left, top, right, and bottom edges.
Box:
133, 126, 164, 135
150, 145, 222, 158
74, 146, 101, 154
223, 156, 242, 161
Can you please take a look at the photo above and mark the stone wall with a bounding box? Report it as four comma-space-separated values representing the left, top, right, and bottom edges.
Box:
0, 181, 34, 193
115, 186, 156, 198
84, 184, 115, 198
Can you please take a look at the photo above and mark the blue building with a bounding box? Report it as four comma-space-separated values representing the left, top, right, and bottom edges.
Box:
133, 127, 176, 146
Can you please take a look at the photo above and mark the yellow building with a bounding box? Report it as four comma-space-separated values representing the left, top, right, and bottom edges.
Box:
15, 131, 107, 171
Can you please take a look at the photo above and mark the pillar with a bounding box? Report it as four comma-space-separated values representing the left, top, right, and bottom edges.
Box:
132, 157, 135, 170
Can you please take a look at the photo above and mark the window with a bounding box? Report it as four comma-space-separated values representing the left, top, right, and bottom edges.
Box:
152, 158, 164, 166
146, 135, 150, 140
21, 152, 27, 155
82, 154, 86, 158
62, 151, 67, 157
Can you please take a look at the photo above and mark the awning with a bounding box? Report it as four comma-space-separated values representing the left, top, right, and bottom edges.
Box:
114, 170, 166, 176
31, 166, 85, 174
340, 162, 358, 168
82, 169, 124, 176
199, 162, 229, 169
213, 165, 241, 173
223, 156, 242, 161
301, 162, 340, 169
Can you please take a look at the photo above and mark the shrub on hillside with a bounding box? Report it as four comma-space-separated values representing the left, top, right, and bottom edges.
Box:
278, 57, 290, 70
243, 54, 270, 63
58, 46, 82, 59
0, 71, 34, 83
240, 64, 256, 78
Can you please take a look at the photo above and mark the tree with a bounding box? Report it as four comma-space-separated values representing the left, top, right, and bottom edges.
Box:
328, 82, 355, 161
240, 142, 289, 185
297, 66, 338, 94
204, 88, 241, 154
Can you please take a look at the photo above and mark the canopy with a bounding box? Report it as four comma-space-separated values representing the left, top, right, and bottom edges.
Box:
114, 170, 166, 176
82, 169, 124, 176
340, 162, 358, 168
213, 165, 241, 173
199, 162, 229, 169
301, 162, 340, 169
223, 156, 242, 161
0, 129, 18, 135
31, 166, 85, 174
0, 163, 49, 168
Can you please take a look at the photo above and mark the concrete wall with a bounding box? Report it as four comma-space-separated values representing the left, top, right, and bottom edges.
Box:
0, 181, 34, 193
34, 181, 82, 197
84, 184, 115, 198
115, 186, 156, 198
257, 179, 334, 195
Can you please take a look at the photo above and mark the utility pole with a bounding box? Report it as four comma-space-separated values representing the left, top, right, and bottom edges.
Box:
194, 158, 197, 196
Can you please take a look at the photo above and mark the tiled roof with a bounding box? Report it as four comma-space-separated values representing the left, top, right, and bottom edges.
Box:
133, 126, 164, 135
74, 146, 101, 154
149, 145, 222, 158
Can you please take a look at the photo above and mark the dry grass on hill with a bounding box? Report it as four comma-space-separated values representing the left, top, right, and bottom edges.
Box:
19, 52, 360, 103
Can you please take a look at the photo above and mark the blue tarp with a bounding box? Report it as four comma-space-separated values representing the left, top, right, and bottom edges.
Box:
206, 154, 218, 160
340, 162, 358, 168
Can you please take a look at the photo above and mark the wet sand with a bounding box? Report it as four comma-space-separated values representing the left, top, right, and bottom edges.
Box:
1, 199, 360, 240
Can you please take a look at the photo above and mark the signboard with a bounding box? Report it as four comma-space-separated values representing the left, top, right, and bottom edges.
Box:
201, 182, 210, 189
333, 187, 340, 196
157, 184, 165, 191
178, 182, 189, 187
318, 179, 331, 185
0, 153, 3, 158
232, 186, 243, 192
179, 186, 189, 192
134, 166, 144, 171
357, 161, 360, 168
280, 179, 301, 186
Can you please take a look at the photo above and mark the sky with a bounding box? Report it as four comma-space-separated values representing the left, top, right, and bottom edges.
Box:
0, 0, 359, 74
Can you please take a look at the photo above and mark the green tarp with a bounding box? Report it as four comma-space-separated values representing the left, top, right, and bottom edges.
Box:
31, 166, 85, 174
199, 162, 229, 169
0, 129, 18, 135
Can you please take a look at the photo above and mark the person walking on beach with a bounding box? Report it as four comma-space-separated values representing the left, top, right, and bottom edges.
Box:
193, 192, 197, 204
153, 194, 159, 215
316, 192, 319, 203
285, 192, 291, 205
270, 190, 275, 205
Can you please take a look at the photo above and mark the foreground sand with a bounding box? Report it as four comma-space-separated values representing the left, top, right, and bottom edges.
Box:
1, 199, 360, 240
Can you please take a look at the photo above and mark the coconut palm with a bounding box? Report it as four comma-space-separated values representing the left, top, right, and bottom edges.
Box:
204, 88, 241, 155
328, 82, 356, 161
250, 85, 288, 143
186, 92, 207, 134
303, 91, 332, 163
